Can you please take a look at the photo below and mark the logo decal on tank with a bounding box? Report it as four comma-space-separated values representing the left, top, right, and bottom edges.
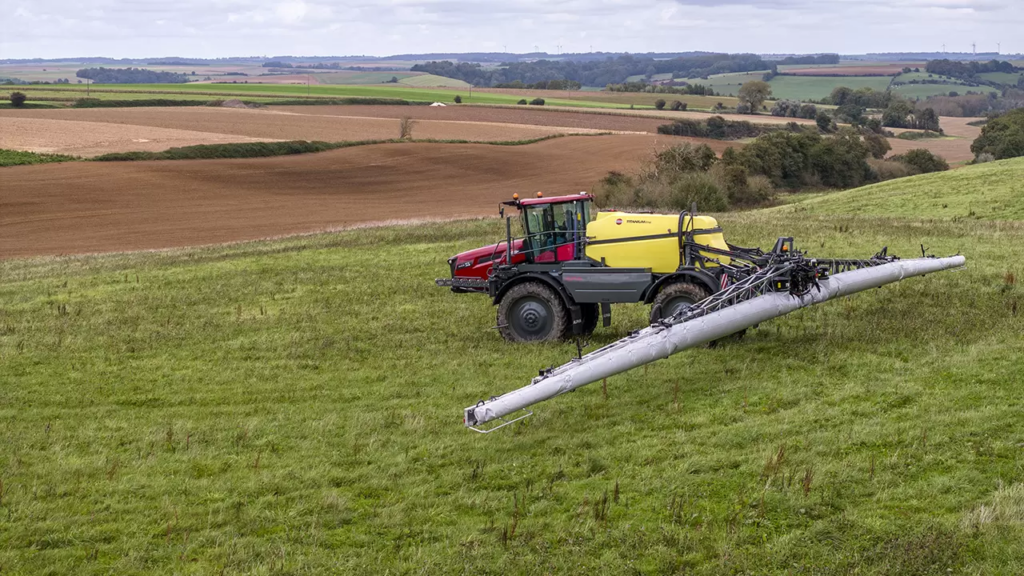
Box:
615, 218, 623, 225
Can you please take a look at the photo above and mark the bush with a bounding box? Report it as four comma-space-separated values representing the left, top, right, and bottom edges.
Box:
867, 158, 919, 181
654, 99, 666, 110
736, 103, 751, 114
798, 103, 818, 120
9, 91, 26, 107
669, 172, 728, 211
892, 148, 949, 173
517, 99, 528, 105
655, 143, 717, 174
863, 132, 892, 159
0, 148, 78, 167
670, 100, 686, 111
529, 98, 545, 106
744, 175, 776, 204
970, 108, 1024, 160
657, 116, 763, 140
454, 95, 462, 103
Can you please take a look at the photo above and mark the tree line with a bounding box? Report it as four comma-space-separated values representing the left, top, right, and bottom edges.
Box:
410, 54, 768, 87
76, 67, 190, 84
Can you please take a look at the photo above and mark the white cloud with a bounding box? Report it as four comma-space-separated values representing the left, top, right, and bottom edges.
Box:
0, 0, 1021, 58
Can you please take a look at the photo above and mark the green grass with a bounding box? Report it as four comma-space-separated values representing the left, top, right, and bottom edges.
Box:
3, 160, 1024, 573
767, 75, 893, 101
0, 148, 79, 167
771, 157, 1024, 220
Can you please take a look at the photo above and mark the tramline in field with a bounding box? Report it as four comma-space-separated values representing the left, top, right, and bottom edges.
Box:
436, 193, 966, 432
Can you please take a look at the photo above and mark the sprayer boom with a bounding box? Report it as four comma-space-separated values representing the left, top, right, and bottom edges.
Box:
464, 253, 965, 432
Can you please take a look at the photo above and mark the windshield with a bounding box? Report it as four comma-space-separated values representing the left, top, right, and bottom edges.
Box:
520, 200, 589, 263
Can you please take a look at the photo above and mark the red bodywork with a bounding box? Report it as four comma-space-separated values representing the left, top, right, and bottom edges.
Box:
450, 240, 526, 282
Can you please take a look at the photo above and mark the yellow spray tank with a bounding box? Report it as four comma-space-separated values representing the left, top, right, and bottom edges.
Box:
585, 211, 731, 273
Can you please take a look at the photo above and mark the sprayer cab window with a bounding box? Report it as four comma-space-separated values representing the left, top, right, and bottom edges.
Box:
521, 201, 588, 263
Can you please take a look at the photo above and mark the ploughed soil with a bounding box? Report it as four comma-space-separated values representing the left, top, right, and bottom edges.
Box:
886, 117, 982, 164
0, 116, 277, 157
0, 134, 725, 259
0, 107, 617, 156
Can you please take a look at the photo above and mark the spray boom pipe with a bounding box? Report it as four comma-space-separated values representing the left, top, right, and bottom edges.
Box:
464, 255, 965, 431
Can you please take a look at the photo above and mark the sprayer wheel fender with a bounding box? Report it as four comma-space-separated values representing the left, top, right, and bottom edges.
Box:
497, 282, 569, 343
650, 281, 710, 324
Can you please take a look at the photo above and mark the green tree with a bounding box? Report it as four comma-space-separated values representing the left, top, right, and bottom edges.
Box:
893, 149, 949, 173
453, 95, 462, 103
863, 132, 892, 159
882, 100, 913, 128
10, 91, 27, 107
816, 111, 833, 133
654, 99, 666, 110
970, 108, 1024, 160
737, 80, 771, 113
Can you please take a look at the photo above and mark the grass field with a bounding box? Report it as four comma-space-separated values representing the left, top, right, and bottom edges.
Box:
683, 71, 771, 97
2, 159, 1024, 573
768, 75, 893, 101
6, 84, 645, 109
977, 71, 1024, 86
890, 83, 985, 100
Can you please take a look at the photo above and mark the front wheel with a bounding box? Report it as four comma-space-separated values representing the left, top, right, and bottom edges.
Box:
497, 282, 569, 343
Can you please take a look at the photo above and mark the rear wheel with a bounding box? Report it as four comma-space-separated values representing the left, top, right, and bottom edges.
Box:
497, 282, 569, 343
650, 282, 710, 324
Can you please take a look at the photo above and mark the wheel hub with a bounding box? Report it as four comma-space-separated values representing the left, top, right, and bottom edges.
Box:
511, 298, 552, 339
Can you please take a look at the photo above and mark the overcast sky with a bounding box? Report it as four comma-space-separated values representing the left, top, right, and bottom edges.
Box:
1, 0, 1021, 60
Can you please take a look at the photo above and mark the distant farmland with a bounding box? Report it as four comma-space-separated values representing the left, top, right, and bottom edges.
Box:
767, 75, 892, 101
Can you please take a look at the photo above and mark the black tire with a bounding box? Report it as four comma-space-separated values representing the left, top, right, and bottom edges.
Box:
497, 282, 570, 343
650, 281, 710, 324
579, 304, 599, 336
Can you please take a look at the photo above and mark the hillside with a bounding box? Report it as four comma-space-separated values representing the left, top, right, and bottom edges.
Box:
773, 157, 1024, 220
2, 166, 1023, 573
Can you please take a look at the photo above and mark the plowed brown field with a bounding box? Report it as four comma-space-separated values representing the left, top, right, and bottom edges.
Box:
886, 117, 982, 164
0, 116, 278, 157
0, 108, 618, 156
0, 134, 720, 259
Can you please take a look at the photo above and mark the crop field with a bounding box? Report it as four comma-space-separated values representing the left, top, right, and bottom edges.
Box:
2, 158, 1024, 573
682, 71, 771, 97
0, 115, 278, 156
397, 74, 472, 88
767, 75, 893, 101
977, 71, 1024, 86
6, 83, 650, 109
0, 106, 624, 156
0, 134, 707, 258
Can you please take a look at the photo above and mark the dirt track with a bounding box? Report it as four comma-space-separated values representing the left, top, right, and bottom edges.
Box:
0, 134, 714, 259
